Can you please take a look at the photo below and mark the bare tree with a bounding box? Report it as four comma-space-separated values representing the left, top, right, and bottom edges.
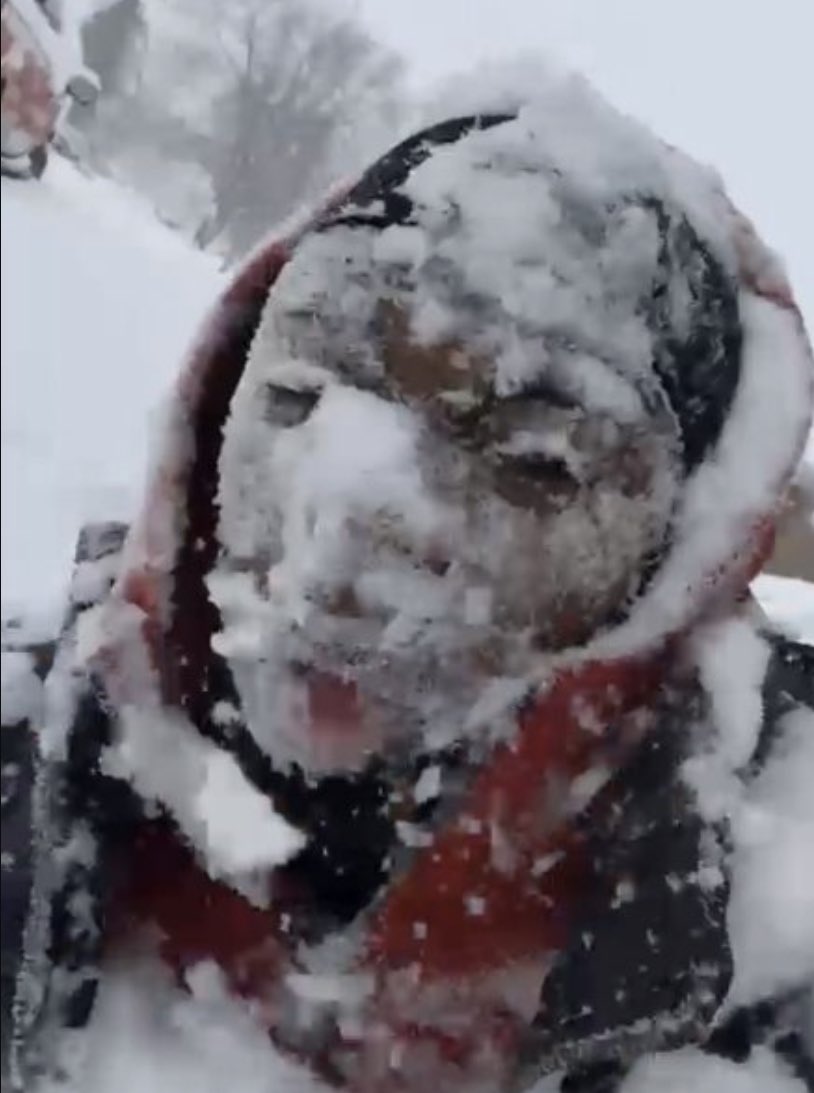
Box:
75, 0, 408, 258
195, 0, 406, 256
80, 0, 147, 100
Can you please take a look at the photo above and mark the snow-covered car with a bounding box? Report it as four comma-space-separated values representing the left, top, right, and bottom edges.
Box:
1, 0, 98, 179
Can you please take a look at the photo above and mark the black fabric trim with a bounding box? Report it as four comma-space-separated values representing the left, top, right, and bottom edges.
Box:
642, 199, 742, 473
318, 113, 516, 232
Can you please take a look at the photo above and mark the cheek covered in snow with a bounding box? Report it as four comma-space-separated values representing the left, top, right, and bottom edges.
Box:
212, 327, 678, 770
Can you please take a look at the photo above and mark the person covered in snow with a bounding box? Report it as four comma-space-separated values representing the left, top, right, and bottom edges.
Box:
2, 75, 814, 1093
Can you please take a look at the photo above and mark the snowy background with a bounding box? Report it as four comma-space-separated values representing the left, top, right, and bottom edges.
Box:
1, 1, 813, 1091
1, 159, 220, 626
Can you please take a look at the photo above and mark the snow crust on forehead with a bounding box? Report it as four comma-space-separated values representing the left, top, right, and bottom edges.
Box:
419, 58, 737, 254
257, 76, 736, 417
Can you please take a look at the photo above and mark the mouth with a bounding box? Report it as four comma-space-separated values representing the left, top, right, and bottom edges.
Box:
489, 452, 581, 515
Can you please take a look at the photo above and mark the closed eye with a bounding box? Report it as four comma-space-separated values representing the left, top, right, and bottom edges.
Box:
499, 378, 580, 411
263, 384, 321, 428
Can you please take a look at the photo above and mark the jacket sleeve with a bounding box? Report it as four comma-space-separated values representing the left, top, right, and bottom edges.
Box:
1, 522, 135, 1090
1, 676, 47, 1083
519, 632, 814, 1093
518, 680, 732, 1091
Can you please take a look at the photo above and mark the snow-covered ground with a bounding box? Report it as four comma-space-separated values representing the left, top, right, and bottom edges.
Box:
1, 156, 812, 1093
1, 157, 220, 630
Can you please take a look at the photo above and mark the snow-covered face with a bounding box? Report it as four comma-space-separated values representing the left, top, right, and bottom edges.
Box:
212, 297, 679, 771
212, 133, 687, 770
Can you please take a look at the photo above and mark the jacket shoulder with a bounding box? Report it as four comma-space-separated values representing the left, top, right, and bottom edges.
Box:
755, 632, 813, 769
763, 632, 813, 710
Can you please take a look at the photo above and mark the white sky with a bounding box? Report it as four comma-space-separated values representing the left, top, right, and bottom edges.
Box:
355, 0, 814, 336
